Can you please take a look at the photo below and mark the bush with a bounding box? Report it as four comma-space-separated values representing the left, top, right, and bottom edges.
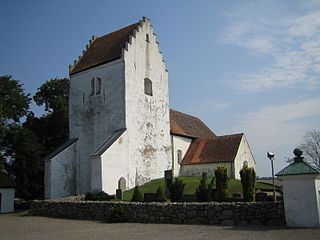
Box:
168, 178, 185, 202
131, 186, 143, 202
84, 191, 114, 201
108, 206, 133, 223
195, 172, 214, 202
240, 166, 256, 202
215, 166, 228, 202
155, 185, 166, 202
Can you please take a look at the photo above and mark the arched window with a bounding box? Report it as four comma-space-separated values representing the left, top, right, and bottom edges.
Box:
96, 77, 101, 94
144, 78, 153, 96
90, 78, 95, 96
177, 150, 182, 164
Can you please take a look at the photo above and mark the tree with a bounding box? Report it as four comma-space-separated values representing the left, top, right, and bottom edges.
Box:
24, 78, 69, 156
0, 75, 31, 169
168, 178, 185, 202
195, 172, 214, 202
215, 166, 228, 202
299, 129, 320, 168
240, 166, 256, 202
2, 124, 44, 200
155, 185, 166, 202
33, 78, 69, 114
131, 186, 143, 202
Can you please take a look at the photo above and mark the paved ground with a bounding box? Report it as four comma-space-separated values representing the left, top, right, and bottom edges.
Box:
1, 214, 320, 240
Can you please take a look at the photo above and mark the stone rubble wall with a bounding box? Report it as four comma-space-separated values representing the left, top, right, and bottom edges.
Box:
30, 199, 285, 226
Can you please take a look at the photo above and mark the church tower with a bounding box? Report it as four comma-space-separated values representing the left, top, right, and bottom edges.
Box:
44, 17, 171, 198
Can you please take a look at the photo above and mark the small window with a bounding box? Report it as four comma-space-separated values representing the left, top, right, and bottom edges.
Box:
90, 78, 95, 96
146, 34, 150, 42
177, 150, 182, 163
96, 77, 101, 94
144, 78, 153, 96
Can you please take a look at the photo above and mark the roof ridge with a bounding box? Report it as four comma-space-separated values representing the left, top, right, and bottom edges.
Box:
69, 17, 149, 75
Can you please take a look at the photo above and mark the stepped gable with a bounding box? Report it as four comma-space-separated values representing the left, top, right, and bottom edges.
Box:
181, 133, 243, 165
70, 22, 139, 75
0, 171, 15, 188
170, 109, 216, 139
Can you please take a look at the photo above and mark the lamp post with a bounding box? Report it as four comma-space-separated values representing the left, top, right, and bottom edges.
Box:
267, 152, 276, 202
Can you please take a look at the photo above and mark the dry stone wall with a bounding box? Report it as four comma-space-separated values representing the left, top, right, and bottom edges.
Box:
30, 199, 285, 226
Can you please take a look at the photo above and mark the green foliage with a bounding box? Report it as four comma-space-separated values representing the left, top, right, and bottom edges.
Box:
84, 191, 114, 201
0, 75, 31, 124
0, 75, 31, 169
168, 178, 185, 202
2, 125, 44, 200
24, 78, 69, 156
131, 186, 144, 202
195, 172, 214, 202
33, 78, 69, 114
215, 166, 228, 202
155, 185, 166, 202
240, 166, 256, 202
108, 206, 133, 223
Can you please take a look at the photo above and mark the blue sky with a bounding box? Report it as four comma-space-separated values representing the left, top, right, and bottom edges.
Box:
1, 0, 319, 177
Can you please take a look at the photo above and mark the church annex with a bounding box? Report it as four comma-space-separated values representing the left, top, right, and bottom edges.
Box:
45, 17, 255, 199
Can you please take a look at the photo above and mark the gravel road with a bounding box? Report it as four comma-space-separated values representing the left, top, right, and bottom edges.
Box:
1, 214, 320, 240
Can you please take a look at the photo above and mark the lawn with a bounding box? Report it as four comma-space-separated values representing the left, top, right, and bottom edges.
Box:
122, 177, 274, 201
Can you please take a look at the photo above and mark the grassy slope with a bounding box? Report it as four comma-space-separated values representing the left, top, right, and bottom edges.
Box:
122, 177, 273, 201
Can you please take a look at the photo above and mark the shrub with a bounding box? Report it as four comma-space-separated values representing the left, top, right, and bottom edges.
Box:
168, 178, 185, 202
215, 166, 228, 202
84, 191, 114, 201
131, 186, 143, 202
155, 185, 166, 202
195, 172, 214, 202
108, 206, 132, 223
240, 166, 256, 202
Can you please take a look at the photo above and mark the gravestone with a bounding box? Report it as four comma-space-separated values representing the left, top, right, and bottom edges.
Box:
118, 177, 126, 191
164, 170, 173, 198
116, 177, 126, 199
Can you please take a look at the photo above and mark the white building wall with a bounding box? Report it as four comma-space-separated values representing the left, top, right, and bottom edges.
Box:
180, 162, 233, 178
172, 135, 192, 176
124, 18, 171, 189
0, 188, 14, 213
99, 132, 129, 194
280, 175, 320, 227
45, 142, 77, 199
233, 135, 256, 179
69, 59, 126, 194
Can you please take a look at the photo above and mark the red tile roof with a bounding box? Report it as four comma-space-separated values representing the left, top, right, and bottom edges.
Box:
0, 171, 15, 188
181, 133, 243, 165
70, 23, 139, 75
170, 109, 216, 139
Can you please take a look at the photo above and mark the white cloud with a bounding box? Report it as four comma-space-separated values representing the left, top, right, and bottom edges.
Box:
231, 97, 320, 176
222, 2, 320, 91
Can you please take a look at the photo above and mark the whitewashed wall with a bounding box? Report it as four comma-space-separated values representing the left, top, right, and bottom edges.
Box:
233, 135, 256, 179
0, 188, 14, 213
172, 135, 192, 176
180, 162, 233, 178
91, 131, 129, 194
124, 18, 171, 188
279, 175, 320, 227
45, 142, 77, 199
69, 59, 126, 194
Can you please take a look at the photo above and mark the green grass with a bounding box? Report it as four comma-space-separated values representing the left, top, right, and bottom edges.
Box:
13, 210, 30, 216
122, 177, 274, 201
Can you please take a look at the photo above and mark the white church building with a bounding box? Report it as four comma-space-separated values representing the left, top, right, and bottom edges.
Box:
44, 17, 255, 199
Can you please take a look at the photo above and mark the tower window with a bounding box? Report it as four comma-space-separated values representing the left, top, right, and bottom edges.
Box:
144, 78, 153, 96
96, 77, 101, 94
146, 34, 150, 42
90, 78, 95, 96
177, 150, 182, 164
